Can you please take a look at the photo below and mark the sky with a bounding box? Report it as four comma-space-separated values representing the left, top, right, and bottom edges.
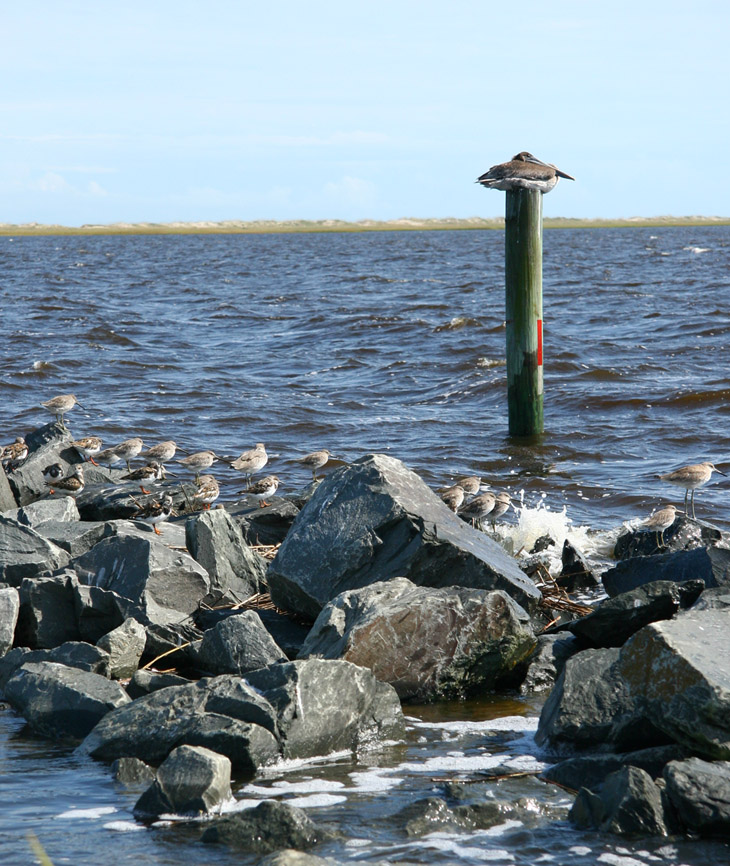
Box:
2, 0, 728, 225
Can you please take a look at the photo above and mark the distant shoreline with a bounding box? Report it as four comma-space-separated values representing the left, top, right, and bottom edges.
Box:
1, 216, 729, 236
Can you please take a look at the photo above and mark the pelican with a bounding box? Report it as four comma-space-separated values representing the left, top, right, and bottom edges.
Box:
476, 152, 575, 194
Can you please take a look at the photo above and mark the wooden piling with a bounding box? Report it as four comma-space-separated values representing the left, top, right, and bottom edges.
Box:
505, 188, 544, 436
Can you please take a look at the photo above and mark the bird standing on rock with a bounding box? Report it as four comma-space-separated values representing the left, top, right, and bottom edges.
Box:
1, 437, 28, 471
71, 436, 103, 465
178, 450, 218, 482
490, 492, 512, 525
194, 475, 220, 510
46, 465, 85, 497
232, 443, 268, 485
643, 504, 678, 549
133, 493, 173, 535
140, 440, 177, 465
657, 462, 726, 519
296, 449, 331, 481
41, 394, 84, 428
440, 484, 465, 512
459, 491, 496, 529
113, 438, 144, 472
244, 474, 280, 507
122, 461, 165, 494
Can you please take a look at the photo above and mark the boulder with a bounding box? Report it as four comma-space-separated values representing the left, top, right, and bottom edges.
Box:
16, 575, 80, 649
557, 540, 599, 591
256, 852, 332, 866
200, 800, 334, 853
566, 580, 704, 648
0, 516, 69, 586
134, 744, 232, 818
394, 796, 513, 836
143, 622, 204, 669
126, 669, 190, 699
298, 578, 536, 701
70, 527, 210, 626
267, 454, 539, 620
0, 462, 17, 513
6, 422, 75, 506
96, 617, 146, 679
0, 642, 111, 690
185, 509, 267, 599
36, 520, 108, 558
570, 765, 668, 836
614, 514, 722, 560
518, 633, 580, 694
4, 660, 130, 739
10, 495, 79, 528
663, 757, 730, 837
229, 498, 300, 546
75, 481, 194, 522
112, 756, 155, 785
0, 587, 20, 656
72, 582, 131, 644
194, 611, 287, 676
193, 607, 311, 661
602, 546, 730, 597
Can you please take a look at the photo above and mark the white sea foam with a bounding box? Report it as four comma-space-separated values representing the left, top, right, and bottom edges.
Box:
285, 793, 348, 808
242, 779, 346, 796
410, 715, 538, 734
102, 820, 145, 832
597, 855, 647, 866
55, 806, 117, 820
346, 769, 405, 792
684, 246, 710, 253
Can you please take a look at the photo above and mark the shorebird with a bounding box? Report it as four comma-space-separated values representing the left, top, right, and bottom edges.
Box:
178, 450, 218, 482
46, 465, 85, 496
71, 436, 103, 465
657, 462, 726, 518
133, 493, 173, 535
244, 474, 280, 507
193, 475, 220, 510
476, 152, 575, 194
41, 462, 65, 482
643, 504, 678, 549
94, 446, 123, 469
456, 475, 482, 498
122, 461, 165, 494
296, 449, 331, 481
490, 492, 512, 525
112, 438, 144, 471
1, 437, 28, 471
232, 443, 268, 484
459, 491, 496, 529
140, 440, 177, 465
41, 394, 84, 428
440, 484, 465, 512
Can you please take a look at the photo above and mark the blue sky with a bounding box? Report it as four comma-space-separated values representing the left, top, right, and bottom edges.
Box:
2, 1, 728, 224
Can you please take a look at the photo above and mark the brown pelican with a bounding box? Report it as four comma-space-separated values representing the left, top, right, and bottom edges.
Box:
476, 152, 575, 194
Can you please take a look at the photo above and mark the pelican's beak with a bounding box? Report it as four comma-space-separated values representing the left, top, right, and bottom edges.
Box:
554, 167, 576, 181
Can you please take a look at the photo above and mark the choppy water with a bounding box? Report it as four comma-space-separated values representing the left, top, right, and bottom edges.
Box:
1, 227, 730, 864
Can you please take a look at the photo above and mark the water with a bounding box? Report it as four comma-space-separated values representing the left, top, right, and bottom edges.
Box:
1, 227, 729, 864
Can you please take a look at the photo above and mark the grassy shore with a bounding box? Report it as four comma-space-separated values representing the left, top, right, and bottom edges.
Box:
1, 216, 729, 236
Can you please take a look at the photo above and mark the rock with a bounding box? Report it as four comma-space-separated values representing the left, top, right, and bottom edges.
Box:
194, 611, 287, 676
566, 580, 704, 648
185, 509, 267, 599
0, 642, 111, 690
614, 514, 722, 560
112, 756, 155, 785
10, 496, 79, 527
393, 796, 512, 836
602, 546, 730, 597
0, 587, 20, 656
143, 622, 204, 669
70, 527, 210, 626
134, 744, 232, 818
691, 587, 730, 610
96, 617, 147, 679
200, 800, 334, 853
4, 660, 130, 738
16, 575, 80, 649
36, 520, 108, 558
0, 462, 17, 513
256, 852, 333, 866
126, 669, 190, 699
298, 578, 536, 701
663, 757, 730, 837
6, 422, 76, 506
244, 658, 405, 760
75, 481, 194, 523
570, 766, 668, 836
267, 454, 539, 620
72, 582, 130, 644
229, 498, 300, 547
0, 516, 69, 586
518, 634, 580, 694
531, 534, 556, 554
193, 607, 311, 661
616, 607, 730, 759
557, 540, 599, 591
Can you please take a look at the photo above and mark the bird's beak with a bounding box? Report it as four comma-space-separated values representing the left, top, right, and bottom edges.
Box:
554, 167, 576, 181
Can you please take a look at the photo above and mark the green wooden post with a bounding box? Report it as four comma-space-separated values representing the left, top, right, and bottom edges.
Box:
505, 187, 544, 436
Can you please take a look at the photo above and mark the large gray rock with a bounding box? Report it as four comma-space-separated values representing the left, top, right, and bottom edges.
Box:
0, 642, 111, 690
663, 757, 730, 837
72, 581, 131, 643
0, 516, 69, 586
194, 611, 287, 676
10, 495, 79, 528
134, 744, 232, 818
614, 514, 722, 560
267, 454, 539, 619
6, 422, 76, 506
229, 498, 300, 547
0, 462, 17, 513
16, 575, 80, 649
185, 509, 267, 599
96, 617, 146, 679
570, 766, 668, 836
4, 660, 130, 739
0, 587, 20, 656
298, 578, 536, 701
75, 482, 194, 523
602, 546, 730, 597
616, 607, 730, 759
519, 634, 580, 694
70, 528, 210, 626
36, 520, 108, 558
126, 668, 190, 699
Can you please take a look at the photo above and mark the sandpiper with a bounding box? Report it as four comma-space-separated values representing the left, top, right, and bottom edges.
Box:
296, 449, 331, 481
133, 493, 173, 535
46, 465, 85, 496
476, 152, 575, 194
643, 504, 678, 549
232, 443, 268, 484
459, 491, 496, 529
456, 475, 482, 498
440, 484, 465, 512
122, 461, 165, 494
178, 450, 218, 481
140, 440, 177, 465
490, 492, 512, 525
1, 437, 28, 471
244, 474, 280, 507
41, 394, 84, 428
94, 447, 123, 469
194, 474, 220, 510
113, 438, 144, 471
71, 436, 103, 465
657, 462, 726, 518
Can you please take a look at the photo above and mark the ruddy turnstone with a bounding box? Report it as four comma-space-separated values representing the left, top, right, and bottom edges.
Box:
122, 461, 165, 494
1, 437, 28, 471
643, 504, 678, 549
456, 475, 482, 498
178, 450, 218, 481
41, 394, 84, 427
42, 462, 65, 482
296, 449, 331, 481
112, 438, 144, 471
133, 493, 173, 535
46, 465, 85, 496
232, 443, 268, 484
490, 492, 512, 525
244, 474, 279, 507
194, 474, 220, 510
71, 436, 103, 465
440, 484, 465, 512
657, 462, 726, 518
140, 440, 177, 464
459, 491, 496, 529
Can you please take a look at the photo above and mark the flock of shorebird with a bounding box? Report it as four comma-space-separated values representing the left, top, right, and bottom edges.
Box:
0, 394, 726, 542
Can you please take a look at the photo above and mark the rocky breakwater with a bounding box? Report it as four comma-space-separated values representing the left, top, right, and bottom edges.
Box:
535, 511, 730, 841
